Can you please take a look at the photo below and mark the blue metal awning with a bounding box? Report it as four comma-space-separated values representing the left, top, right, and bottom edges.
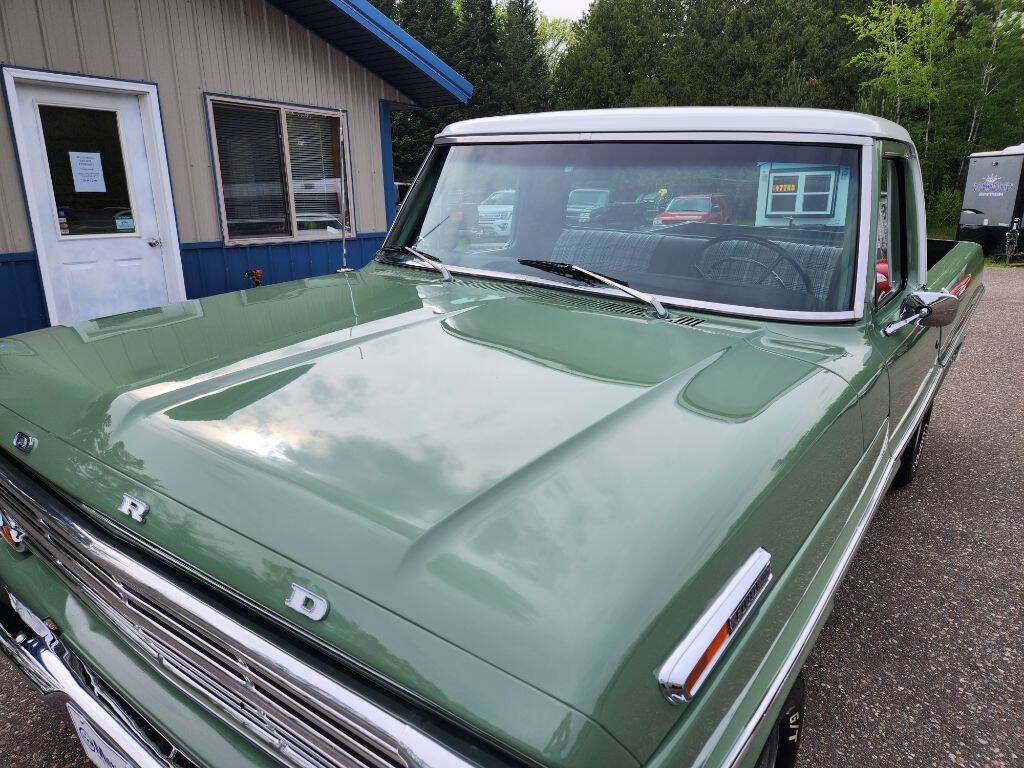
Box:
265, 0, 472, 107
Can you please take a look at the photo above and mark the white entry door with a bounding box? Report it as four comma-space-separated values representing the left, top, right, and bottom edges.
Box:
5, 70, 184, 325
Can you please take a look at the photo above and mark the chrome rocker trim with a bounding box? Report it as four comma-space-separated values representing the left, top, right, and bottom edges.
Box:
0, 455, 476, 768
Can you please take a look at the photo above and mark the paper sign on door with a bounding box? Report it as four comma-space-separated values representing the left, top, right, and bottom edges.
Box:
69, 151, 106, 193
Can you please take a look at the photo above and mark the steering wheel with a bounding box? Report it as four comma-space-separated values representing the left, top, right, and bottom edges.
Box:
694, 235, 815, 297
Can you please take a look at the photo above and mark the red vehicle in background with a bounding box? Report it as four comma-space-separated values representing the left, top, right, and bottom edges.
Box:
653, 193, 731, 227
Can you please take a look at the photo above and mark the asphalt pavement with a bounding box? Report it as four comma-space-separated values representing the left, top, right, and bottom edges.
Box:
800, 265, 1023, 768
1, 268, 1021, 768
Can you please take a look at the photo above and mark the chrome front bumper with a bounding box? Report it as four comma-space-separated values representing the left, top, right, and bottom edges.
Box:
0, 583, 177, 768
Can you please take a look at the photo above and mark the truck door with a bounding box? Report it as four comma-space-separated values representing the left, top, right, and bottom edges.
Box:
870, 142, 939, 440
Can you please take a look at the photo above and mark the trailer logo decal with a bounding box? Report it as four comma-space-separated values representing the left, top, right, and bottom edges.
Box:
973, 174, 1014, 197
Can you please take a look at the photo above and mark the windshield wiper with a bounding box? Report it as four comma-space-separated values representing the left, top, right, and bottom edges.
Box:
379, 245, 452, 282
518, 259, 668, 318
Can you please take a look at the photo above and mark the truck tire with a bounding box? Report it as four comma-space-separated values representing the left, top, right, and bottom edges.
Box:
893, 406, 932, 488
753, 673, 806, 768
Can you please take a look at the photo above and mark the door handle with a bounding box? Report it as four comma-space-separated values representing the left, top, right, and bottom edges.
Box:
147, 238, 161, 248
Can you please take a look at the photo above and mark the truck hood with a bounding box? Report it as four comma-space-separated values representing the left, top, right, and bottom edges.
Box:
0, 265, 859, 765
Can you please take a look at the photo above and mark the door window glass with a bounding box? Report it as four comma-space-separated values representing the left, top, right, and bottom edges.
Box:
876, 158, 906, 305
38, 105, 135, 236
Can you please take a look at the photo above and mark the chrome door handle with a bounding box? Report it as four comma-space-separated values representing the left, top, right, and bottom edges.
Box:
147, 238, 161, 248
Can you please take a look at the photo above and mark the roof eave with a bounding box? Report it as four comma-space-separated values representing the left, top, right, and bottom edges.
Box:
267, 0, 472, 107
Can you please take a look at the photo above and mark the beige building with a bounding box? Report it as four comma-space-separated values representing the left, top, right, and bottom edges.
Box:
0, 0, 470, 336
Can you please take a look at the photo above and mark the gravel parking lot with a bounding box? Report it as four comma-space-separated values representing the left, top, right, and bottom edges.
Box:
801, 266, 1024, 768
1, 268, 1021, 768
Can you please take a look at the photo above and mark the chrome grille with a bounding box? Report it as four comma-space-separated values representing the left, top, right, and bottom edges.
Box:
0, 457, 476, 768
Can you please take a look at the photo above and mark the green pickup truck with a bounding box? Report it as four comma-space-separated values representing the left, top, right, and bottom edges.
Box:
0, 108, 984, 768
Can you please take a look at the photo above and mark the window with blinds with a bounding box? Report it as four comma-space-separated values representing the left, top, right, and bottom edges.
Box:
210, 99, 350, 242
287, 112, 347, 234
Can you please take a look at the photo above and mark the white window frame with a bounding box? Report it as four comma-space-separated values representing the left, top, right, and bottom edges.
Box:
766, 167, 838, 217
206, 95, 355, 245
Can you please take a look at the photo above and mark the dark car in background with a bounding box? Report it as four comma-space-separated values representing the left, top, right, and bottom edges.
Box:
565, 187, 611, 222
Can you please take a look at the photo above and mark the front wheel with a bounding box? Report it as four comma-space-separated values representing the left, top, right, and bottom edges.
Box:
754, 673, 806, 768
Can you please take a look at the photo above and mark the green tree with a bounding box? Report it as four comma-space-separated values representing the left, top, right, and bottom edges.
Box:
459, 0, 504, 117
552, 0, 680, 108
845, 0, 960, 132
497, 0, 551, 113
392, 0, 463, 180
552, 0, 870, 110
537, 13, 577, 70
958, 2, 1024, 154
846, 0, 1024, 208
367, 0, 397, 17
714, 0, 871, 109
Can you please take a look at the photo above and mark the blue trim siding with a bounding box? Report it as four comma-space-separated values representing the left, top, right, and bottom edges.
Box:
180, 235, 386, 298
0, 235, 386, 337
379, 100, 397, 227
0, 252, 48, 336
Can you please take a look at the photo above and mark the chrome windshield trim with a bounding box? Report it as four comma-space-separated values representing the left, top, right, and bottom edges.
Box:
391, 133, 873, 323
378, 260, 864, 323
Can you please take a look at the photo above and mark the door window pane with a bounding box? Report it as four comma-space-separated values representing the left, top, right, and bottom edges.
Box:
212, 103, 291, 239
876, 159, 906, 305
38, 105, 135, 236
286, 112, 347, 235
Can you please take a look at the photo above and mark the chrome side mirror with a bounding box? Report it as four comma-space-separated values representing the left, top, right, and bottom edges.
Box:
883, 289, 960, 337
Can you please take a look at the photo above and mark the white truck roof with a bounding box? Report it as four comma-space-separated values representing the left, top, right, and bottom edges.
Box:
439, 107, 913, 143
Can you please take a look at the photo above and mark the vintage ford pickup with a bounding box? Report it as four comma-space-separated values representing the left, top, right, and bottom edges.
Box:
0, 108, 984, 768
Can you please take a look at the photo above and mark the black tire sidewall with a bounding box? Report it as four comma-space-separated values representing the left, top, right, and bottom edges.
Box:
894, 407, 932, 488
753, 673, 806, 768
774, 674, 806, 768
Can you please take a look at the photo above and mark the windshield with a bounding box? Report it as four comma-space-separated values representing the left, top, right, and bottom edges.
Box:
387, 142, 861, 314
667, 197, 711, 212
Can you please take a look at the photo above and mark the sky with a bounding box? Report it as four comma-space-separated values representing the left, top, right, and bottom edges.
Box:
533, 0, 591, 20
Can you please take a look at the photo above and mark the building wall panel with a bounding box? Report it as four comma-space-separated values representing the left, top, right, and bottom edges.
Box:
0, 0, 411, 256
